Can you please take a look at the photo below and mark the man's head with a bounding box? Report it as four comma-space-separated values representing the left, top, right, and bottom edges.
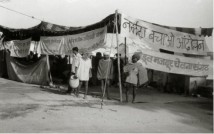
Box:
72, 47, 78, 55
132, 54, 140, 63
82, 51, 90, 60
96, 52, 102, 58
103, 52, 110, 60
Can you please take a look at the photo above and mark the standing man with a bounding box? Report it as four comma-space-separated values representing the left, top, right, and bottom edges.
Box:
75, 51, 92, 99
123, 55, 139, 103
91, 52, 102, 86
97, 52, 114, 99
67, 47, 82, 94
124, 53, 148, 103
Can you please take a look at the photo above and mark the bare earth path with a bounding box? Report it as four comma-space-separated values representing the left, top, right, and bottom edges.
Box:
0, 78, 213, 133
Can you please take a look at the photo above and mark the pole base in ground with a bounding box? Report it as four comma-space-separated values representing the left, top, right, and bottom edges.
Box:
101, 102, 103, 109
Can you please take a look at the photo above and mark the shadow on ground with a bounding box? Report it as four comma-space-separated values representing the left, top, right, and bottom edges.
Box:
0, 104, 40, 120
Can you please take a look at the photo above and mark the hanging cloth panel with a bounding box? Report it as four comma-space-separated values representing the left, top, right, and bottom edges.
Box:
6, 52, 50, 85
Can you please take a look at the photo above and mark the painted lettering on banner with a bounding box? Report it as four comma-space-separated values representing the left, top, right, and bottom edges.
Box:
65, 26, 107, 54
38, 36, 65, 55
139, 49, 212, 76
38, 26, 107, 55
9, 38, 31, 57
121, 14, 208, 55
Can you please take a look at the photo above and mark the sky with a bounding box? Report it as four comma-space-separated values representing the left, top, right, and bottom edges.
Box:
0, 0, 213, 29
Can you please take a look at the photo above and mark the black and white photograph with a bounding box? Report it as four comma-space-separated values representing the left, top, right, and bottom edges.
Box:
0, 0, 213, 133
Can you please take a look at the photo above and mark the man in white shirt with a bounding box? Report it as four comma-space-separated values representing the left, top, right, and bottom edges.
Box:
76, 51, 92, 99
71, 47, 82, 74
67, 47, 82, 94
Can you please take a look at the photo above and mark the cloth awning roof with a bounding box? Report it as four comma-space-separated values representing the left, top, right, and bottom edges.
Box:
0, 13, 212, 41
0, 13, 117, 41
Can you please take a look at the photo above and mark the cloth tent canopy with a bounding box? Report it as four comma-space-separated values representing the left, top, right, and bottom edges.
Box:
0, 13, 213, 42
0, 13, 118, 41
0, 23, 41, 41
0, 12, 213, 90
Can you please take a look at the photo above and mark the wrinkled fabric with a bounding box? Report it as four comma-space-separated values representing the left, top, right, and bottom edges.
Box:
138, 63, 148, 85
71, 53, 82, 73
77, 58, 92, 81
6, 52, 50, 85
0, 50, 7, 77
124, 62, 148, 86
97, 59, 114, 80
124, 65, 138, 85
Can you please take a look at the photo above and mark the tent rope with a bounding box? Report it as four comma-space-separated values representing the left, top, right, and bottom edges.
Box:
0, 4, 42, 21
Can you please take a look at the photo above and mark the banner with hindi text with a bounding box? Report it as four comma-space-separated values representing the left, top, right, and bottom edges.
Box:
120, 14, 209, 55
7, 38, 31, 57
38, 36, 65, 55
138, 49, 213, 76
38, 26, 107, 55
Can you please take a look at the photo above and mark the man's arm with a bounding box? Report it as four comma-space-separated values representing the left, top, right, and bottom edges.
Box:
89, 68, 92, 78
74, 58, 80, 79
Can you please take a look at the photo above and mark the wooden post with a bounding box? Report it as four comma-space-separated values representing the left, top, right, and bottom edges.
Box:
124, 37, 127, 65
115, 10, 123, 102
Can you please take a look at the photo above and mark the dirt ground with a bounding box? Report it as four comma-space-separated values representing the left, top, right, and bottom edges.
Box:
0, 78, 213, 133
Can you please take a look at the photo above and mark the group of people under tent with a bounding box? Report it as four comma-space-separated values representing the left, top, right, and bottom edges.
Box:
66, 47, 148, 103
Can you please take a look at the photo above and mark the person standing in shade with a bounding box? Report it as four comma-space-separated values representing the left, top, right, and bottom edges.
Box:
91, 52, 102, 86
123, 54, 140, 103
67, 47, 82, 94
75, 51, 92, 99
97, 52, 114, 99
